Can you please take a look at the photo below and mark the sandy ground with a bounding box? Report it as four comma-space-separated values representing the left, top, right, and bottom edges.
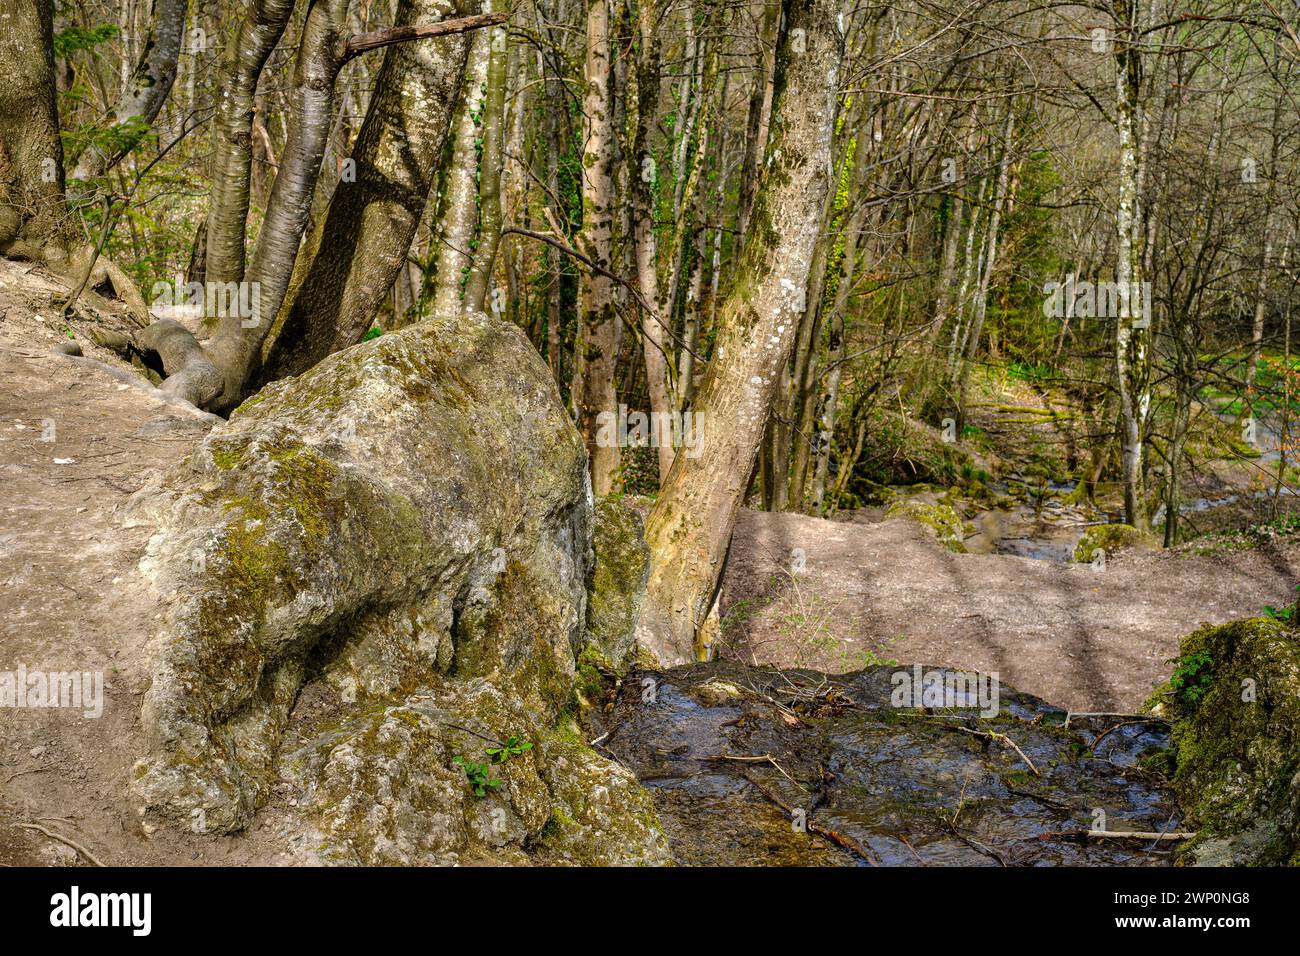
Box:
0, 260, 284, 866
719, 507, 1300, 713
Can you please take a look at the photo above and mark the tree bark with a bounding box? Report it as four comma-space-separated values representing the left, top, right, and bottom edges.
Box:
572, 0, 621, 493
464, 18, 510, 313
203, 0, 296, 286
0, 0, 75, 264
204, 0, 351, 408
1113, 0, 1150, 531
430, 25, 491, 316
636, 0, 847, 664
71, 0, 190, 180
257, 0, 477, 387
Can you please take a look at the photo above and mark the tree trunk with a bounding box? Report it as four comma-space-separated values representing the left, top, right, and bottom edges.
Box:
1113, 0, 1150, 531
955, 103, 1014, 430
629, 0, 677, 482
203, 0, 296, 286
430, 26, 491, 316
71, 0, 190, 180
0, 0, 74, 265
257, 0, 476, 388
205, 0, 351, 408
572, 0, 621, 494
464, 18, 509, 313
636, 0, 847, 664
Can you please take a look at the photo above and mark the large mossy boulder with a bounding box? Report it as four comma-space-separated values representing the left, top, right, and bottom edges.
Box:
129, 314, 606, 837
1148, 618, 1300, 865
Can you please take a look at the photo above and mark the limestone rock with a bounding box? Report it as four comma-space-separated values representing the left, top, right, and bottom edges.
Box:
1150, 618, 1300, 865
129, 314, 592, 833
583, 497, 651, 674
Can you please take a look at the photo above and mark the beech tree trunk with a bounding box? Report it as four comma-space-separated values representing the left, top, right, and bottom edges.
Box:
572, 0, 621, 494
430, 25, 491, 317
636, 0, 847, 664
464, 18, 509, 313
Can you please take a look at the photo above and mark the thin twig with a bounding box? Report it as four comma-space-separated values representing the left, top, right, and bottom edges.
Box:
949, 724, 1040, 776
14, 823, 106, 867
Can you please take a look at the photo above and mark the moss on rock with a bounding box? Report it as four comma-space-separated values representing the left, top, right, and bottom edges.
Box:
584, 497, 651, 674
886, 500, 972, 553
1147, 618, 1300, 865
1072, 523, 1147, 563
130, 313, 592, 834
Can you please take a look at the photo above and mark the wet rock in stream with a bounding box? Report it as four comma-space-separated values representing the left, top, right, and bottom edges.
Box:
596, 661, 1181, 866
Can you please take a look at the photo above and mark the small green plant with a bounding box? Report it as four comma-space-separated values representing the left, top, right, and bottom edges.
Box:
452, 756, 502, 797
1263, 584, 1300, 622
361, 326, 383, 342
485, 735, 533, 764
1167, 650, 1215, 709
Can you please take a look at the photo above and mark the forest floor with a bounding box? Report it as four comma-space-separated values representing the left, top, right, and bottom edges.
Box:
0, 259, 285, 866
718, 506, 1300, 713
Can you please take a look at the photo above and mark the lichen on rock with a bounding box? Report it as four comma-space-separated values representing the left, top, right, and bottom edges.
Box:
583, 497, 651, 675
129, 313, 597, 835
1148, 617, 1300, 865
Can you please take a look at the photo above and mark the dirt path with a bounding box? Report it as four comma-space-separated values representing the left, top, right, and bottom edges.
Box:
720, 508, 1300, 713
0, 264, 281, 866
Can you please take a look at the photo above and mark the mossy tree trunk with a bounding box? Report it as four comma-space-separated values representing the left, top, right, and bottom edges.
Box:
1112, 0, 1151, 531
0, 0, 75, 265
429, 23, 491, 317
464, 16, 509, 314
629, 0, 678, 483
636, 0, 847, 664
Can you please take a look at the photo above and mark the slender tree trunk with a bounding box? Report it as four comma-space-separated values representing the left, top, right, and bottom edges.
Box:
465, 18, 509, 313
956, 103, 1014, 430
431, 27, 492, 316
629, 0, 676, 482
573, 0, 621, 493
1246, 92, 1284, 412
71, 0, 190, 180
637, 0, 847, 664
1113, 0, 1150, 531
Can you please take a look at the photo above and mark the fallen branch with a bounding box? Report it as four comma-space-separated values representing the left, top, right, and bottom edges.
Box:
14, 823, 106, 867
739, 770, 879, 866
1086, 829, 1195, 841
702, 752, 804, 789
949, 724, 1040, 776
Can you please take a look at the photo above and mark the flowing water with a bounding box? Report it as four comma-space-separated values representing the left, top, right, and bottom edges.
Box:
596, 661, 1181, 866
